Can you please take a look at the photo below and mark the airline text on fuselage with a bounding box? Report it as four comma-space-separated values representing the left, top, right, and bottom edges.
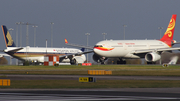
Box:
55, 49, 80, 53
117, 43, 135, 45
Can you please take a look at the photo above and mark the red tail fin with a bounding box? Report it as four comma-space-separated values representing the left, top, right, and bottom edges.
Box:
65, 39, 68, 44
160, 14, 176, 41
160, 14, 177, 47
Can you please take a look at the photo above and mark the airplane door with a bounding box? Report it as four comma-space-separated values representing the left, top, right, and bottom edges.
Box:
124, 43, 127, 50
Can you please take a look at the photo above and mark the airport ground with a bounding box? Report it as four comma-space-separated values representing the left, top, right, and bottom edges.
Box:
0, 65, 180, 100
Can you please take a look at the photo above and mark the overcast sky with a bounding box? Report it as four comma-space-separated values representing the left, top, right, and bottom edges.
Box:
1, 0, 180, 63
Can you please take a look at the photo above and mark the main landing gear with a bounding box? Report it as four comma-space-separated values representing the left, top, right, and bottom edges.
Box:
70, 59, 77, 65
117, 58, 126, 64
147, 62, 156, 64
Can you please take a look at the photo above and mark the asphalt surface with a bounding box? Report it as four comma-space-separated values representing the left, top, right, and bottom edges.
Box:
0, 74, 180, 100
0, 89, 180, 101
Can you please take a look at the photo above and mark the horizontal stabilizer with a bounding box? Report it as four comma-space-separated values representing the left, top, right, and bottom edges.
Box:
5, 48, 23, 53
60, 50, 94, 58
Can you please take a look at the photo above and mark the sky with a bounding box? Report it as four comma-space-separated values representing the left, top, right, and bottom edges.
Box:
1, 0, 180, 63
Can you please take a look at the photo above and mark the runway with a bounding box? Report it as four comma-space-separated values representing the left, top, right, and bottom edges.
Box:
0, 89, 180, 101
1, 74, 180, 100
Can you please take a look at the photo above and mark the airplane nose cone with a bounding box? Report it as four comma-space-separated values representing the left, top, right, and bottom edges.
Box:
93, 47, 102, 56
93, 47, 98, 54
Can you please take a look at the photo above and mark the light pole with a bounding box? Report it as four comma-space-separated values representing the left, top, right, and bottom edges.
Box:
19, 22, 24, 47
85, 33, 90, 63
21, 22, 36, 62
16, 22, 20, 65
123, 25, 127, 40
102, 33, 107, 40
158, 27, 163, 65
9, 28, 14, 65
50, 22, 54, 47
15, 22, 20, 47
158, 27, 163, 39
32, 25, 38, 47
25, 23, 30, 46
25, 23, 30, 61
46, 39, 47, 55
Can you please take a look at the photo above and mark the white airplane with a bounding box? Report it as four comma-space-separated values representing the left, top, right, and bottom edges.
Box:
65, 14, 180, 64
1, 25, 87, 65
168, 56, 179, 65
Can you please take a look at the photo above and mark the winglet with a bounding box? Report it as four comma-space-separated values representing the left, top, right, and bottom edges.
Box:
65, 39, 68, 44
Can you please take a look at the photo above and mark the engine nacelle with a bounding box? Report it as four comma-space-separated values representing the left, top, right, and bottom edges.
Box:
69, 54, 86, 65
93, 54, 107, 63
145, 52, 161, 62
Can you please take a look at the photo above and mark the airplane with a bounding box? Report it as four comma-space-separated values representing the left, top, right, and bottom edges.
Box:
168, 56, 179, 65
1, 25, 87, 65
65, 14, 180, 64
162, 56, 179, 67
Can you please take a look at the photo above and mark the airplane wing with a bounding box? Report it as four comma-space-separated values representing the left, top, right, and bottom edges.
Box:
0, 48, 23, 58
131, 47, 180, 54
59, 50, 94, 58
65, 39, 94, 50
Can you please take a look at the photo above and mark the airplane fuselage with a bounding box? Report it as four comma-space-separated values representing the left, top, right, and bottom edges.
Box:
4, 46, 86, 63
94, 40, 170, 59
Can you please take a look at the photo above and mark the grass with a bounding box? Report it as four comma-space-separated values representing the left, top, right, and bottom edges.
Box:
0, 65, 180, 76
0, 65, 180, 89
1, 80, 180, 89
1, 70, 180, 76
0, 65, 180, 70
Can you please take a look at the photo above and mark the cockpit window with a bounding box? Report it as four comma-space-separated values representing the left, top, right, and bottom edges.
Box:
94, 45, 103, 47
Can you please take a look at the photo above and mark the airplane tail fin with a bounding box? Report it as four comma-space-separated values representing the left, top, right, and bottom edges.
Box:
65, 38, 68, 44
168, 56, 178, 65
1, 25, 16, 47
81, 48, 85, 52
160, 14, 177, 47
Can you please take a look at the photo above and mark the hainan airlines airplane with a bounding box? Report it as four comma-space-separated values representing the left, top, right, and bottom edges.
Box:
66, 14, 180, 64
1, 25, 86, 65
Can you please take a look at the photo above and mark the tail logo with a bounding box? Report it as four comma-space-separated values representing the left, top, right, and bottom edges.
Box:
6, 31, 14, 46
65, 39, 68, 44
164, 18, 175, 38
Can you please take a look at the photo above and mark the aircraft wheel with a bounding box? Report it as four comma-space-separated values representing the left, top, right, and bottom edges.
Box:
117, 59, 126, 64
101, 62, 105, 65
70, 59, 77, 65
147, 62, 156, 64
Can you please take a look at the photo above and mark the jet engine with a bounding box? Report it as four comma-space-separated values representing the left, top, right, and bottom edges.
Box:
93, 54, 107, 64
145, 52, 161, 62
68, 55, 86, 65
